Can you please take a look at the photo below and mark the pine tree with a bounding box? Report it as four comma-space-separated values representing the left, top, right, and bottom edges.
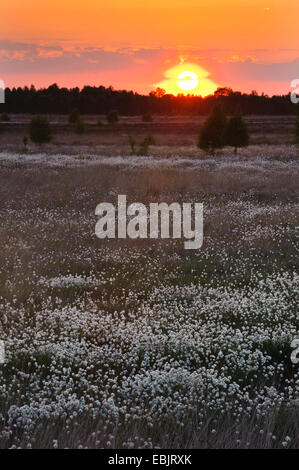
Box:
198, 103, 227, 154
29, 116, 52, 144
225, 110, 249, 154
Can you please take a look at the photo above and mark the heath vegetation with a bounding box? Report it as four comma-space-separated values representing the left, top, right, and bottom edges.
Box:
0, 145, 298, 449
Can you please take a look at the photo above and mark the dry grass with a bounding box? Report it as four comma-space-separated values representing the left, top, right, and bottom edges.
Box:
0, 142, 298, 449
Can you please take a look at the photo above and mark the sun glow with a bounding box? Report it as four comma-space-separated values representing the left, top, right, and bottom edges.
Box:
155, 62, 218, 96
177, 71, 199, 91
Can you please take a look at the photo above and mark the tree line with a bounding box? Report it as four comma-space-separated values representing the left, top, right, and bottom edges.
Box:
0, 83, 296, 115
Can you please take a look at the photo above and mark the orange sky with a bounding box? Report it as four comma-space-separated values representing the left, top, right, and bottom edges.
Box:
0, 0, 298, 95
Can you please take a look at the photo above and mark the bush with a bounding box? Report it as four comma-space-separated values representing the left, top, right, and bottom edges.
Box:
22, 136, 28, 153
68, 108, 80, 124
139, 135, 155, 155
29, 116, 53, 144
0, 112, 10, 122
142, 112, 153, 123
129, 136, 136, 155
74, 118, 86, 134
225, 110, 249, 154
198, 103, 227, 154
106, 110, 119, 124
129, 135, 155, 155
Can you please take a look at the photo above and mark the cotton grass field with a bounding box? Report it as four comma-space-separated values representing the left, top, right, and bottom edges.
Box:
0, 143, 298, 448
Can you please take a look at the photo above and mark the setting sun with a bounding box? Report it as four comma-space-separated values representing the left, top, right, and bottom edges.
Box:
155, 62, 218, 97
177, 71, 199, 92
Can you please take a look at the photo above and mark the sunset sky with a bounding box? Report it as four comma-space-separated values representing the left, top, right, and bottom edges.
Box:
0, 0, 298, 96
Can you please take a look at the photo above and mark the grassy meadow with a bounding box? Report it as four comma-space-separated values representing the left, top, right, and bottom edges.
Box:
0, 116, 298, 448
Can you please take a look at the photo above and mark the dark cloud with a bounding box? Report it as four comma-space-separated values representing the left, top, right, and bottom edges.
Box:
0, 40, 297, 93
0, 41, 140, 74
221, 58, 299, 82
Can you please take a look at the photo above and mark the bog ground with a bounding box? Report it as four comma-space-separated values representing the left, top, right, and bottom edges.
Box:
0, 118, 298, 448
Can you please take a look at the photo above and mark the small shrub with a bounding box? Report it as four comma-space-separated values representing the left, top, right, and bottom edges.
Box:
29, 116, 53, 144
106, 110, 119, 124
198, 103, 227, 154
129, 136, 137, 155
0, 112, 10, 122
74, 155, 91, 161
68, 108, 80, 124
139, 135, 155, 155
128, 135, 155, 155
22, 136, 28, 153
142, 112, 153, 123
74, 118, 86, 134
225, 110, 249, 154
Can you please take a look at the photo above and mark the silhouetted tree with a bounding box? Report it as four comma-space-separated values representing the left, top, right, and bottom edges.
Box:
214, 87, 233, 98
198, 103, 227, 153
150, 88, 166, 98
29, 116, 52, 144
0, 83, 296, 116
225, 110, 249, 154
